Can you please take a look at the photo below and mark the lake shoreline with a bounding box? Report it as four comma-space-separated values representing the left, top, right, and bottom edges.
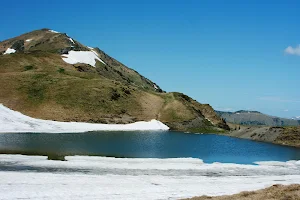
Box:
218, 126, 300, 148
177, 124, 300, 148
1, 131, 299, 164
169, 128, 300, 149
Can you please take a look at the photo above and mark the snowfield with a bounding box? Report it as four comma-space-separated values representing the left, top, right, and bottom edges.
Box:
3, 48, 16, 55
62, 50, 106, 67
0, 155, 300, 200
0, 104, 169, 133
49, 30, 60, 33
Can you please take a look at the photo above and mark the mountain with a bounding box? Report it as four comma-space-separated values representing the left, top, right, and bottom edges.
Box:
0, 28, 229, 132
216, 110, 300, 127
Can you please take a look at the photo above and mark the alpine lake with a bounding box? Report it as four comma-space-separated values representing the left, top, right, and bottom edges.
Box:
1, 131, 300, 164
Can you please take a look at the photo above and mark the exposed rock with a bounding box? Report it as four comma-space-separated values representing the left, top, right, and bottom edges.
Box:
11, 40, 24, 52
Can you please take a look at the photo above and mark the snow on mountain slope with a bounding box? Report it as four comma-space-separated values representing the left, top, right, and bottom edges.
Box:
62, 50, 106, 67
49, 29, 60, 33
292, 116, 300, 120
0, 104, 169, 133
68, 37, 75, 44
3, 48, 16, 55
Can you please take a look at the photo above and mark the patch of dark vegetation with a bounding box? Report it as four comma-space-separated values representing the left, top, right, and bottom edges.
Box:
11, 40, 24, 52
57, 67, 65, 73
120, 109, 127, 114
250, 133, 257, 137
156, 88, 163, 93
32, 73, 48, 80
111, 89, 121, 101
122, 87, 131, 95
16, 73, 54, 104
24, 65, 34, 71
73, 64, 95, 73
28, 87, 45, 100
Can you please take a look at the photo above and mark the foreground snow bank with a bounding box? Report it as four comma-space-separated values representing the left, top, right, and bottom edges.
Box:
62, 50, 106, 67
0, 104, 169, 133
0, 155, 300, 200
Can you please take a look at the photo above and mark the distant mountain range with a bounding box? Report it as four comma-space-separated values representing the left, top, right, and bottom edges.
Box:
292, 116, 300, 120
216, 110, 300, 127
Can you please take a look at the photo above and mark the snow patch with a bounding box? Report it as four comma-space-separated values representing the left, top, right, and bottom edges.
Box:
49, 30, 59, 33
3, 48, 16, 55
68, 38, 75, 44
0, 104, 169, 133
62, 50, 106, 67
25, 39, 32, 42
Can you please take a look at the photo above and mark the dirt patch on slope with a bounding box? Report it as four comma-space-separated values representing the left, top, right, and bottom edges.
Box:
184, 184, 300, 200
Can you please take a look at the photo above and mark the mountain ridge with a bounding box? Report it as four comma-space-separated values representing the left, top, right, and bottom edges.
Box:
0, 28, 229, 132
216, 110, 300, 127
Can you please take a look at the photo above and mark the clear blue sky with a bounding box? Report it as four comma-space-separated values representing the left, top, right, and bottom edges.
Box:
1, 0, 300, 118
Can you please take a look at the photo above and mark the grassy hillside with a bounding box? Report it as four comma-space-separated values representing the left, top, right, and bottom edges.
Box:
216, 110, 300, 126
0, 29, 229, 132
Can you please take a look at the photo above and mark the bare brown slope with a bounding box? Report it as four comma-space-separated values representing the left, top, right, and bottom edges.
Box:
221, 123, 300, 147
184, 184, 300, 200
0, 51, 228, 131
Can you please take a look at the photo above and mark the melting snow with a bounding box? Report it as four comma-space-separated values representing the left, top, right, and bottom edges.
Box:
0, 155, 300, 200
25, 39, 32, 42
0, 104, 169, 133
62, 50, 106, 67
3, 48, 16, 55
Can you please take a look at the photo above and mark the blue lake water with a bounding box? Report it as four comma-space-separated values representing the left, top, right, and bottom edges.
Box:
0, 131, 299, 164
